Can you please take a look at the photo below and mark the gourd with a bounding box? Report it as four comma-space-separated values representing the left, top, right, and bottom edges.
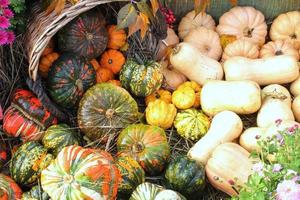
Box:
170, 42, 223, 86
22, 185, 49, 200
38, 52, 59, 78
178, 11, 216, 39
216, 6, 267, 45
161, 60, 187, 91
100, 49, 125, 74
188, 111, 243, 165
223, 55, 299, 85
292, 96, 300, 122
206, 143, 254, 196
0, 173, 22, 199
178, 81, 202, 108
260, 40, 299, 60
157, 28, 179, 60
290, 73, 300, 97
261, 84, 292, 107
107, 25, 127, 50
145, 89, 172, 106
201, 80, 261, 116
184, 27, 222, 60
172, 87, 195, 109
222, 39, 259, 61
96, 67, 114, 83
269, 11, 300, 50
154, 190, 186, 200
239, 127, 267, 152
108, 79, 121, 87
129, 182, 163, 200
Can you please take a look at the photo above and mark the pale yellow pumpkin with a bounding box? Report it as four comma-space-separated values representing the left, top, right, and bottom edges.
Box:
157, 28, 179, 60
216, 6, 267, 46
260, 40, 299, 60
222, 39, 259, 61
184, 27, 222, 60
270, 11, 300, 50
172, 86, 195, 109
178, 11, 216, 39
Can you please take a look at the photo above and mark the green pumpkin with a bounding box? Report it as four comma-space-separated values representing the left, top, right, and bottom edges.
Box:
130, 182, 164, 200
42, 124, 82, 156
174, 108, 210, 141
22, 185, 49, 200
116, 157, 145, 195
119, 59, 163, 97
47, 54, 96, 109
78, 83, 139, 141
164, 155, 206, 199
10, 141, 53, 186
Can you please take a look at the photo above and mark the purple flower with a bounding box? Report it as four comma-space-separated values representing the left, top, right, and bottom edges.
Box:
288, 126, 296, 134
2, 8, 14, 18
0, 15, 9, 29
0, 30, 7, 45
0, 0, 9, 8
276, 180, 300, 200
273, 164, 282, 172
6, 31, 14, 44
252, 162, 264, 176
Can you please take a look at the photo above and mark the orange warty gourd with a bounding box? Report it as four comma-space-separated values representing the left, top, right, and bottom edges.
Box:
39, 52, 59, 78
260, 40, 299, 60
96, 67, 114, 83
41, 38, 55, 56
222, 39, 259, 61
100, 49, 125, 74
145, 89, 172, 106
107, 25, 127, 50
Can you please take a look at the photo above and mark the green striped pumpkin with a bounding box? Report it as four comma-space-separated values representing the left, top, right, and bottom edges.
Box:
0, 173, 22, 199
119, 59, 163, 97
130, 182, 164, 200
22, 185, 49, 200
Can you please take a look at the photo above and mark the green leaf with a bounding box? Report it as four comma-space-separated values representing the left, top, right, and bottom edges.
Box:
136, 1, 154, 22
117, 3, 138, 30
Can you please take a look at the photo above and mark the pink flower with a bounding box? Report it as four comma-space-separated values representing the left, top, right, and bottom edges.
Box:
0, 0, 9, 8
0, 30, 7, 45
3, 8, 14, 18
6, 31, 14, 44
0, 15, 9, 29
276, 180, 300, 200
252, 162, 264, 176
273, 164, 282, 172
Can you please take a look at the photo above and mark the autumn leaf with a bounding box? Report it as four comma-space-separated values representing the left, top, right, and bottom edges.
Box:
136, 1, 154, 22
128, 13, 150, 39
150, 0, 159, 16
229, 0, 238, 6
194, 0, 210, 17
46, 0, 66, 15
117, 3, 138, 30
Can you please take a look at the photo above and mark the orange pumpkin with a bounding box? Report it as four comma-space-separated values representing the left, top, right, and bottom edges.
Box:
96, 67, 114, 83
100, 49, 125, 74
107, 25, 127, 50
145, 89, 172, 106
90, 58, 101, 71
108, 80, 121, 87
41, 38, 55, 56
39, 52, 59, 78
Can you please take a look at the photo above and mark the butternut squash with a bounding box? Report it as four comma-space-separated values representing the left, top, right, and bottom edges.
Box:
290, 74, 300, 97
265, 120, 300, 137
261, 84, 292, 107
224, 55, 299, 85
188, 111, 243, 165
239, 127, 267, 152
170, 42, 223, 86
201, 80, 261, 116
292, 96, 300, 122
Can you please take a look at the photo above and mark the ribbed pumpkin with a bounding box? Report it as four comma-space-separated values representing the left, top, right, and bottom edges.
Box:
164, 155, 206, 199
0, 173, 22, 200
42, 124, 81, 156
107, 25, 127, 50
222, 39, 259, 61
100, 49, 125, 74
130, 182, 164, 200
259, 40, 299, 60
172, 86, 195, 110
117, 124, 170, 175
145, 89, 172, 106
78, 83, 139, 141
10, 141, 53, 186
96, 67, 114, 83
47, 54, 96, 109
174, 108, 210, 141
116, 156, 145, 194
41, 145, 120, 200
3, 89, 57, 141
22, 185, 49, 200
57, 10, 107, 59
39, 52, 59, 78
119, 59, 163, 97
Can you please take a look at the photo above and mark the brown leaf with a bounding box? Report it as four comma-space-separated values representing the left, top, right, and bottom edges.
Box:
136, 1, 154, 22
117, 3, 138, 30
128, 13, 150, 39
229, 0, 238, 6
194, 0, 210, 17
46, 0, 66, 15
150, 0, 159, 16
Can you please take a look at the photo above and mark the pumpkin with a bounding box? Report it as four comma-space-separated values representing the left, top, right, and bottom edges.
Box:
96, 67, 114, 83
172, 87, 195, 109
38, 52, 59, 78
22, 185, 49, 200
224, 55, 299, 85
220, 34, 237, 49
108, 79, 121, 86
0, 173, 22, 200
57, 10, 108, 59
164, 155, 205, 198
222, 39, 259, 61
10, 141, 53, 186
130, 182, 164, 200
178, 11, 216, 39
90, 58, 101, 71
188, 111, 243, 165
3, 89, 57, 141
170, 42, 223, 86
161, 60, 187, 91
205, 143, 254, 196
78, 83, 139, 141
239, 127, 268, 153
154, 190, 186, 200
107, 25, 127, 50
145, 89, 172, 106
117, 124, 170, 175
270, 11, 300, 50
41, 145, 120, 200
100, 49, 125, 74
216, 6, 267, 46
42, 124, 81, 156
116, 156, 145, 194
119, 59, 163, 97
177, 81, 201, 92
174, 108, 210, 141
146, 99, 177, 129
260, 40, 299, 60
47, 54, 96, 109
290, 73, 300, 97
184, 27, 222, 60
41, 38, 54, 56
157, 28, 180, 60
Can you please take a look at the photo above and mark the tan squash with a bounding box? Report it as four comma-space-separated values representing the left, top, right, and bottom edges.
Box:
216, 6, 267, 45
222, 39, 259, 61
184, 27, 222, 60
261, 84, 292, 107
157, 28, 179, 60
292, 95, 300, 122
201, 80, 261, 116
188, 111, 243, 165
170, 42, 223, 86
178, 11, 216, 39
224, 55, 299, 85
265, 120, 300, 138
239, 127, 267, 153
260, 40, 299, 60
290, 72, 300, 97
206, 143, 254, 196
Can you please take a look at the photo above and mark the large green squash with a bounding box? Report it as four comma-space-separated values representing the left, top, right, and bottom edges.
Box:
117, 124, 170, 175
22, 185, 49, 200
0, 173, 22, 199
164, 155, 206, 199
119, 59, 163, 97
42, 124, 82, 156
47, 54, 96, 109
10, 141, 53, 186
78, 83, 139, 141
57, 10, 107, 59
174, 108, 210, 141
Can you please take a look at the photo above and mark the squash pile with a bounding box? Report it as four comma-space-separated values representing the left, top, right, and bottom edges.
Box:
0, 4, 300, 200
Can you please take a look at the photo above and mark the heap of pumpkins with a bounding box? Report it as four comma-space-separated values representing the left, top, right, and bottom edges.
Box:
0, 5, 300, 200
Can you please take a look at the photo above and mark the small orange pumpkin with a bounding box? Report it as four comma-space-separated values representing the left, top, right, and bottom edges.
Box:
108, 80, 121, 87
39, 52, 59, 78
90, 59, 101, 71
145, 89, 172, 106
100, 49, 125, 74
41, 38, 55, 56
96, 67, 114, 83
107, 25, 127, 50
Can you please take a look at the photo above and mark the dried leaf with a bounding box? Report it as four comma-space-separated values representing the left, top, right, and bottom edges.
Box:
220, 34, 237, 49
46, 0, 66, 15
150, 0, 159, 16
128, 13, 150, 39
117, 3, 138, 30
229, 0, 238, 6
137, 1, 154, 22
194, 0, 210, 17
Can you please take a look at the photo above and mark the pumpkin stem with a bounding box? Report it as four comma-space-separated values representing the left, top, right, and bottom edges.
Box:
275, 50, 283, 55
108, 59, 113, 64
86, 33, 94, 40
63, 174, 74, 184
105, 109, 115, 119
75, 79, 83, 91
172, 44, 181, 55
243, 27, 254, 38
132, 142, 144, 153
290, 33, 297, 39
